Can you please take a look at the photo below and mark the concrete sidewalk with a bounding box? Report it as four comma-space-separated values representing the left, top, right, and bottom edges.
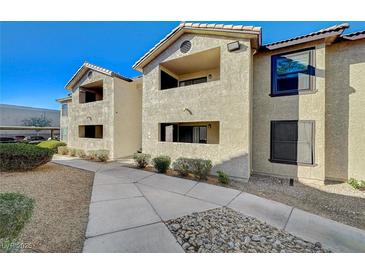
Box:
53, 156, 365, 253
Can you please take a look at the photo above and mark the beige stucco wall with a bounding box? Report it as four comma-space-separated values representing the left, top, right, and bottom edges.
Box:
252, 42, 327, 182
142, 33, 253, 180
65, 70, 115, 157
113, 77, 142, 158
325, 40, 365, 181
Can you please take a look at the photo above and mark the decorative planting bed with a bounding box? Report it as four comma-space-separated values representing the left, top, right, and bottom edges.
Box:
166, 207, 330, 253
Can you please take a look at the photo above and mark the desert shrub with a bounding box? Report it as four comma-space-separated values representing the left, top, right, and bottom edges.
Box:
87, 150, 97, 160
152, 155, 171, 173
0, 193, 34, 245
68, 148, 76, 157
348, 178, 365, 190
0, 143, 53, 171
217, 170, 230, 184
133, 153, 151, 168
76, 149, 86, 158
172, 157, 191, 177
37, 140, 66, 153
87, 150, 109, 162
95, 150, 109, 162
57, 146, 68, 155
190, 159, 212, 180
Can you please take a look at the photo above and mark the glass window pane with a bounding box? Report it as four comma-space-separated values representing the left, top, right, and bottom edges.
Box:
276, 52, 310, 75
271, 121, 314, 164
165, 125, 174, 142
273, 49, 312, 94
199, 126, 207, 143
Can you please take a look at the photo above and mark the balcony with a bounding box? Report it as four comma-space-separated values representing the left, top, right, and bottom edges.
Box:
159, 47, 220, 90
79, 80, 104, 104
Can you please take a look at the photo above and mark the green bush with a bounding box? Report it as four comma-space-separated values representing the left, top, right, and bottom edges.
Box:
37, 140, 66, 153
87, 150, 109, 162
133, 153, 151, 168
152, 155, 171, 173
57, 146, 68, 155
190, 159, 212, 180
217, 170, 230, 184
348, 178, 365, 190
68, 148, 77, 157
172, 157, 191, 177
0, 192, 34, 241
0, 143, 54, 171
76, 149, 86, 158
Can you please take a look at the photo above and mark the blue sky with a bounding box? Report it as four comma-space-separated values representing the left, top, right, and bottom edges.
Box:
1, 21, 364, 110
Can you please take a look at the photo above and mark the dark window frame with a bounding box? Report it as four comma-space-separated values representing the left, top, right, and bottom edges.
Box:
271, 48, 316, 97
269, 120, 315, 166
159, 123, 216, 144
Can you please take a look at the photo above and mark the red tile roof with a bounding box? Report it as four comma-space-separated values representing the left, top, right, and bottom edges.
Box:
341, 30, 365, 41
133, 22, 261, 71
263, 23, 350, 50
65, 62, 132, 91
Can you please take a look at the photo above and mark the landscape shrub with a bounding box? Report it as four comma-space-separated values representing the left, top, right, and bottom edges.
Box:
0, 192, 34, 241
172, 157, 191, 177
217, 170, 230, 184
95, 150, 109, 162
348, 178, 365, 190
0, 143, 53, 171
68, 148, 77, 157
190, 159, 212, 180
87, 150, 109, 162
57, 146, 68, 155
133, 153, 151, 168
152, 155, 171, 173
87, 150, 98, 160
37, 140, 66, 153
76, 149, 86, 158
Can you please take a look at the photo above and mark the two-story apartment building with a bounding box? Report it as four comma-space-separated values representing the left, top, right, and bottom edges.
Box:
58, 63, 142, 159
58, 22, 365, 183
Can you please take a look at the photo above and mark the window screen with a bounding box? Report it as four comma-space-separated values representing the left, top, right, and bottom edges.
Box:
270, 120, 314, 165
271, 48, 315, 96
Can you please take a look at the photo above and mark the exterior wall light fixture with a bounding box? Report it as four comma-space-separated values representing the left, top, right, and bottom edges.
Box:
227, 41, 240, 52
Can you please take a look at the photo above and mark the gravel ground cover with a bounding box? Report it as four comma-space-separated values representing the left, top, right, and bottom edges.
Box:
166, 207, 331, 253
228, 175, 365, 231
0, 162, 94, 252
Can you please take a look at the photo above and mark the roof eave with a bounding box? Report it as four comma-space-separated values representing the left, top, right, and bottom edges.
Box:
133, 27, 261, 72
263, 28, 346, 51
56, 96, 72, 103
65, 63, 132, 91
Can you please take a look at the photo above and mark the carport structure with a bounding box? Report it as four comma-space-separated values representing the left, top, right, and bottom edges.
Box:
0, 126, 60, 139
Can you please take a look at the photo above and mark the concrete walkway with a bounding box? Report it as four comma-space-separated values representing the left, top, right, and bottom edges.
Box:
53, 156, 365, 253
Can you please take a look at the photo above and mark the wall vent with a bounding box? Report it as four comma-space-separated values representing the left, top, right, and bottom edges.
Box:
180, 40, 192, 53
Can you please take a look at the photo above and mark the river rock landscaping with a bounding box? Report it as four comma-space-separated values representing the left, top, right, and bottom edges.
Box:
166, 207, 331, 253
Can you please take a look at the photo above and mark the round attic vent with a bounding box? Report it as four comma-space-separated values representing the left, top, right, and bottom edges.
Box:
180, 40, 192, 53
87, 70, 93, 79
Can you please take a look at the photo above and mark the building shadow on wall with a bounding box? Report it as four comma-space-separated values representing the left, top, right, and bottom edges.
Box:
325, 45, 363, 182
213, 152, 249, 181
